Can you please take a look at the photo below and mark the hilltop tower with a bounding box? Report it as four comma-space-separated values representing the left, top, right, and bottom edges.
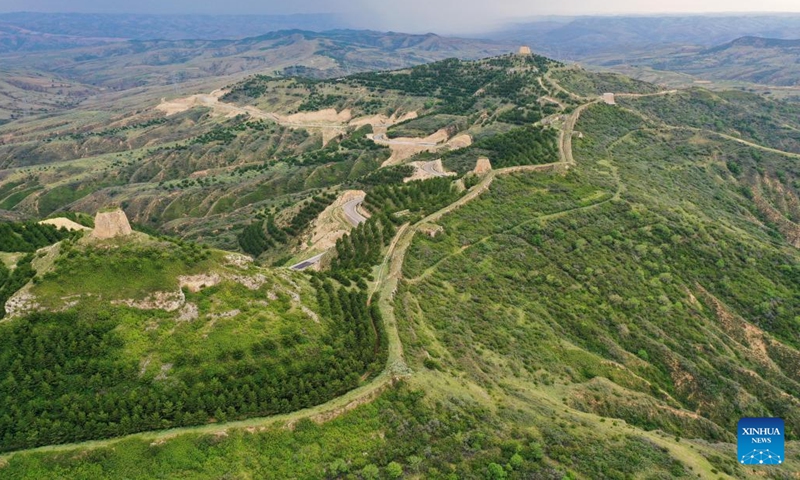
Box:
92, 208, 133, 239
518, 46, 532, 56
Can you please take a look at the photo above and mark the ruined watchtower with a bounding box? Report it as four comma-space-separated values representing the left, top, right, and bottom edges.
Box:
91, 208, 133, 239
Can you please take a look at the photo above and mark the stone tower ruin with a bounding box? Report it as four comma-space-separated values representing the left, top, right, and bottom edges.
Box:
91, 208, 133, 239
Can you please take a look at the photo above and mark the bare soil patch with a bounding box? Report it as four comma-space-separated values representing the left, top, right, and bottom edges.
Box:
156, 90, 245, 118
378, 128, 451, 167
350, 111, 418, 134
113, 290, 185, 312
157, 92, 353, 145
473, 157, 492, 175
403, 159, 456, 183
445, 133, 472, 149
39, 218, 90, 231
179, 273, 221, 293
280, 109, 352, 125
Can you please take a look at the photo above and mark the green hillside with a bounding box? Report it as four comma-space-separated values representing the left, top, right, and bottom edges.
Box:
0, 53, 564, 254
0, 55, 799, 479
633, 36, 800, 87
0, 232, 386, 453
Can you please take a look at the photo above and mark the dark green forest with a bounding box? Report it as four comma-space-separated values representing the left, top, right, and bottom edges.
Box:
444, 125, 559, 172
237, 194, 336, 257
347, 55, 557, 115
0, 222, 73, 253
0, 280, 385, 452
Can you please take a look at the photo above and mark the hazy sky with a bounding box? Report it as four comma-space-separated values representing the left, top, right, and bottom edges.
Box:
2, 0, 799, 33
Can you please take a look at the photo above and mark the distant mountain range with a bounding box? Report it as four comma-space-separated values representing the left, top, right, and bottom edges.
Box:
0, 12, 350, 44
486, 16, 800, 88
0, 22, 122, 53
0, 27, 514, 119
592, 36, 800, 87
670, 36, 800, 86
704, 35, 800, 52
489, 14, 800, 59
0, 29, 513, 91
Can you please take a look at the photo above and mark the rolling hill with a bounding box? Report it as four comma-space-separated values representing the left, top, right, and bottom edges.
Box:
639, 36, 800, 87
489, 14, 800, 59
0, 51, 799, 479
0, 28, 513, 121
0, 12, 349, 43
0, 29, 513, 89
0, 22, 120, 53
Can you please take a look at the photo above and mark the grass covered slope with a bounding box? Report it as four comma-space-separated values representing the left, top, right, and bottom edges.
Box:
2, 382, 701, 480
393, 101, 800, 476
0, 232, 385, 452
616, 89, 800, 154
550, 68, 662, 98
3, 59, 800, 479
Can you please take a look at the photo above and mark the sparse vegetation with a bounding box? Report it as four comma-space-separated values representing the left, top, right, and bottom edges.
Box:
0, 253, 35, 318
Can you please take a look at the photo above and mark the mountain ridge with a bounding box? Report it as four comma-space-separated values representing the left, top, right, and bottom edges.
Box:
0, 12, 350, 41
0, 47, 799, 478
703, 35, 800, 53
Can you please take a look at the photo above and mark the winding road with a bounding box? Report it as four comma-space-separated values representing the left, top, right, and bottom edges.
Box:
289, 195, 368, 271
419, 160, 452, 178
342, 197, 368, 227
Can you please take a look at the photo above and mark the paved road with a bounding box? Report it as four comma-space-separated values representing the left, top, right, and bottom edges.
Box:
343, 198, 368, 227
289, 253, 325, 271
289, 196, 368, 270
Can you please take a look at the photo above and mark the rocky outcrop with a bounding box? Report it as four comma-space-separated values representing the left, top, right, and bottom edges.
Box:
179, 273, 221, 293
4, 290, 39, 318
112, 290, 185, 312
419, 224, 444, 238
92, 209, 133, 239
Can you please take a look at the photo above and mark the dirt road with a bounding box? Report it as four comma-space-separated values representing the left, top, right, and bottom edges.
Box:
420, 160, 449, 177
372, 133, 439, 147
615, 90, 678, 99
560, 101, 596, 168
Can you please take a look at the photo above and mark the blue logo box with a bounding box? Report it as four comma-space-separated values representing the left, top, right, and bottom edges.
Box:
738, 418, 784, 465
